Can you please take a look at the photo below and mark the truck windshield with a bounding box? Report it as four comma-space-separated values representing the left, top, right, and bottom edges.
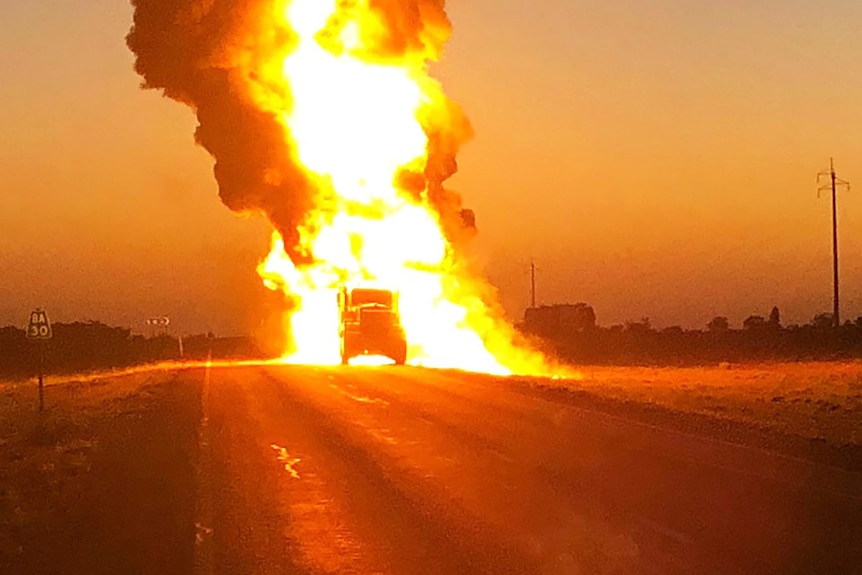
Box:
351, 289, 393, 308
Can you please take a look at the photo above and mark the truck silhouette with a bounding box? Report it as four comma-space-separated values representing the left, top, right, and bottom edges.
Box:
338, 287, 408, 365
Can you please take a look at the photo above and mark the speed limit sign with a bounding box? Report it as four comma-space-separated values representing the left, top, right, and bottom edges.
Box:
27, 309, 53, 340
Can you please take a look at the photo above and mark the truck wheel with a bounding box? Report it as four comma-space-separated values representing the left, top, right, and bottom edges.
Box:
392, 342, 407, 366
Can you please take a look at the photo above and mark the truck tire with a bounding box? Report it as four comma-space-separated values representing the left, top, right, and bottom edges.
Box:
340, 339, 351, 365
391, 340, 407, 366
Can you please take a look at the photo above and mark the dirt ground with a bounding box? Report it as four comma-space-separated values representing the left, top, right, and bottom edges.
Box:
0, 367, 201, 573
522, 361, 862, 470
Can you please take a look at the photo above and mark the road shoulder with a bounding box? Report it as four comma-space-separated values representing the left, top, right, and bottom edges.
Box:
0, 369, 201, 574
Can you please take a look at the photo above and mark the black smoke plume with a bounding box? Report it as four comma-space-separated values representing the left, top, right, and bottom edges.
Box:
127, 0, 474, 261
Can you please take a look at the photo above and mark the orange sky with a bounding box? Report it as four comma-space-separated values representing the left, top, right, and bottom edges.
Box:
2, 1, 862, 334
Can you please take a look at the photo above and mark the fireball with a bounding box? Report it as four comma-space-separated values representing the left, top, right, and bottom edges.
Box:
127, 0, 550, 376
248, 0, 550, 374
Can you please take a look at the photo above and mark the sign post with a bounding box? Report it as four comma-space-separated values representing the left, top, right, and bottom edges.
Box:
26, 309, 53, 412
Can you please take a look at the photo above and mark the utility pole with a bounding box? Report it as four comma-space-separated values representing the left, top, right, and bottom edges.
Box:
530, 260, 537, 309
818, 158, 850, 327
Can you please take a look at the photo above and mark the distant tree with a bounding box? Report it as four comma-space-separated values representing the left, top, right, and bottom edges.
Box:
707, 316, 730, 332
624, 317, 653, 334
768, 306, 781, 328
811, 313, 834, 329
743, 315, 766, 331
0, 326, 28, 378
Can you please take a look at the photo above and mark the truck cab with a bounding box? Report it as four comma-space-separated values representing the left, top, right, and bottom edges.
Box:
338, 287, 408, 365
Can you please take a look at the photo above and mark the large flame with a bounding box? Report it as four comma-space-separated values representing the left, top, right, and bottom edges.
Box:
248, 0, 546, 375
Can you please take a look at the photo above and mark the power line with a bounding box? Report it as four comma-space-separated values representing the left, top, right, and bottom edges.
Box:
817, 158, 850, 327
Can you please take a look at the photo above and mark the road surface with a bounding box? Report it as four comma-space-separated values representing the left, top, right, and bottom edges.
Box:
5, 364, 862, 574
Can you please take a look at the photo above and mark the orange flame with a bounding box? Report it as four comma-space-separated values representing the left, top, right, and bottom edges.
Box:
250, 0, 550, 375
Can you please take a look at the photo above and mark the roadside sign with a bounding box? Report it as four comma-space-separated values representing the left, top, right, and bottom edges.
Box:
27, 309, 53, 340
26, 309, 51, 412
146, 317, 170, 328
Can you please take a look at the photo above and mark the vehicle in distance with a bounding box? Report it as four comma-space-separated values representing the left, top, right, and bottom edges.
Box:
338, 286, 408, 365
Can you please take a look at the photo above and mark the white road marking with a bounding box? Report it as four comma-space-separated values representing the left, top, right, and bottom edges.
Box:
271, 444, 302, 479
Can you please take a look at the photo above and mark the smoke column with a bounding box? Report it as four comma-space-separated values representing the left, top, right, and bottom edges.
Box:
126, 0, 473, 258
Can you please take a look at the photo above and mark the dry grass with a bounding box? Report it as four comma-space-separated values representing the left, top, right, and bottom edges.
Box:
0, 369, 179, 560
539, 361, 862, 448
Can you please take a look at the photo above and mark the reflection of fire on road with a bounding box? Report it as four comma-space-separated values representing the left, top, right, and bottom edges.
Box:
127, 0, 550, 375
271, 444, 302, 479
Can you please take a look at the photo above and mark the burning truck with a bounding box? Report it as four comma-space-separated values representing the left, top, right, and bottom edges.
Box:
338, 287, 408, 365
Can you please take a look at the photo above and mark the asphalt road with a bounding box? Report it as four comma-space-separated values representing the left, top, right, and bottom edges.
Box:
5, 363, 860, 574
192, 364, 861, 575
